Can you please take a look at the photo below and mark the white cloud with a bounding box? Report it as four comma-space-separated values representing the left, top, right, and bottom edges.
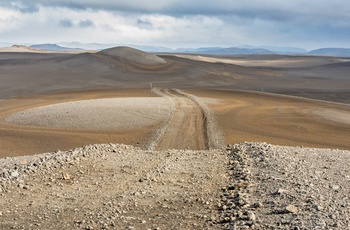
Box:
0, 1, 350, 49
0, 8, 21, 30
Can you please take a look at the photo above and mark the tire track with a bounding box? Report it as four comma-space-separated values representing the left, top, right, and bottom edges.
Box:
154, 88, 209, 150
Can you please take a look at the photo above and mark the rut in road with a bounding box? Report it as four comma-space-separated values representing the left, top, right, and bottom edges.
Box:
154, 89, 209, 150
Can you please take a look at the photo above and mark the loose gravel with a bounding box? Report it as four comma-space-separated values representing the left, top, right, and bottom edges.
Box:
221, 142, 350, 229
5, 97, 174, 131
1, 142, 349, 229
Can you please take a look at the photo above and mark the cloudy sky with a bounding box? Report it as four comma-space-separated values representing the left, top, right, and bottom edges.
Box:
0, 0, 349, 50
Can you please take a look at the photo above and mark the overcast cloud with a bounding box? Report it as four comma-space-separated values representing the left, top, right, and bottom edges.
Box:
0, 0, 349, 49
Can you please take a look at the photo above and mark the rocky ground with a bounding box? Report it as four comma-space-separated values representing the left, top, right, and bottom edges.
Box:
5, 97, 174, 131
222, 142, 350, 230
1, 142, 349, 229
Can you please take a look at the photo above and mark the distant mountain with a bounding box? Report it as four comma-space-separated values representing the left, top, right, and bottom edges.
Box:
196, 47, 274, 55
30, 44, 82, 51
174, 47, 223, 53
36, 42, 310, 55
238, 45, 307, 54
128, 45, 173, 53
308, 48, 350, 57
22, 42, 350, 57
59, 42, 172, 52
175, 47, 274, 55
58, 42, 113, 50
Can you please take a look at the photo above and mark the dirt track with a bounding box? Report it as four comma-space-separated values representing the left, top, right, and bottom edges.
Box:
154, 89, 208, 150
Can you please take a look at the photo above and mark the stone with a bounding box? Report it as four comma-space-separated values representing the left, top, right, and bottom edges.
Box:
247, 211, 256, 221
11, 170, 19, 178
285, 205, 298, 214
331, 185, 340, 191
277, 188, 288, 194
313, 204, 323, 211
62, 173, 71, 180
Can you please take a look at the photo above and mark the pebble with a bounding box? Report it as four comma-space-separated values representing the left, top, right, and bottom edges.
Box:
285, 205, 298, 214
331, 185, 340, 191
11, 170, 19, 178
247, 211, 256, 221
277, 188, 288, 194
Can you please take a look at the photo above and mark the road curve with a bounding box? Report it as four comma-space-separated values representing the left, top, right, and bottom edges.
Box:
154, 89, 209, 151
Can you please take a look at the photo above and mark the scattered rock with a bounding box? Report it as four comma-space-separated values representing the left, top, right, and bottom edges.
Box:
247, 211, 256, 221
11, 170, 19, 178
284, 205, 298, 214
331, 185, 340, 191
62, 173, 71, 180
276, 188, 288, 195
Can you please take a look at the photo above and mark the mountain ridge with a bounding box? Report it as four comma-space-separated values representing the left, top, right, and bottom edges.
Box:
2, 42, 350, 57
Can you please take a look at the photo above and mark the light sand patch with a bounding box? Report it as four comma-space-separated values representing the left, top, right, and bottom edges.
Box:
5, 97, 174, 131
312, 108, 350, 125
175, 54, 344, 68
0, 45, 95, 54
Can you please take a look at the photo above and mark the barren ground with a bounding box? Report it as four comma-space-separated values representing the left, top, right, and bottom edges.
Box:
0, 50, 349, 229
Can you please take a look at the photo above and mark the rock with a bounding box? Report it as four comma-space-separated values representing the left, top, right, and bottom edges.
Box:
11, 170, 19, 178
62, 173, 71, 180
277, 188, 288, 194
247, 211, 256, 221
313, 204, 323, 211
251, 202, 263, 209
285, 205, 298, 214
331, 185, 340, 191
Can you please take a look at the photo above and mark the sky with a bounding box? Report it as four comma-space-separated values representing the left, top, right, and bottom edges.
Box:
0, 0, 350, 50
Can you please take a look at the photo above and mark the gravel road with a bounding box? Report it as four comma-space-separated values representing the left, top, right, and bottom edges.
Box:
1, 143, 349, 229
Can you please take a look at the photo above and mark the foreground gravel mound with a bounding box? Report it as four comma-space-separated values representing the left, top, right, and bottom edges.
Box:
99, 46, 167, 65
0, 142, 349, 229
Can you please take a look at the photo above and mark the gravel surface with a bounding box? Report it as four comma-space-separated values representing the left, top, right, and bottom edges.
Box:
221, 142, 350, 229
5, 97, 174, 131
1, 142, 349, 229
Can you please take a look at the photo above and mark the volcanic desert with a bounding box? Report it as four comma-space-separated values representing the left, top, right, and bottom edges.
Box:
0, 46, 349, 229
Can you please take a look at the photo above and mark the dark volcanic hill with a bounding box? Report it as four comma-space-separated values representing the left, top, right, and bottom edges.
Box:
99, 46, 167, 65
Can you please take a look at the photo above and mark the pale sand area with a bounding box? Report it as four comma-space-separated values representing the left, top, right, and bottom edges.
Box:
312, 108, 350, 125
0, 45, 96, 54
175, 54, 350, 68
5, 97, 174, 131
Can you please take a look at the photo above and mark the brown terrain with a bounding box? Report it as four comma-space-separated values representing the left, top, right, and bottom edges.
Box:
0, 46, 349, 229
